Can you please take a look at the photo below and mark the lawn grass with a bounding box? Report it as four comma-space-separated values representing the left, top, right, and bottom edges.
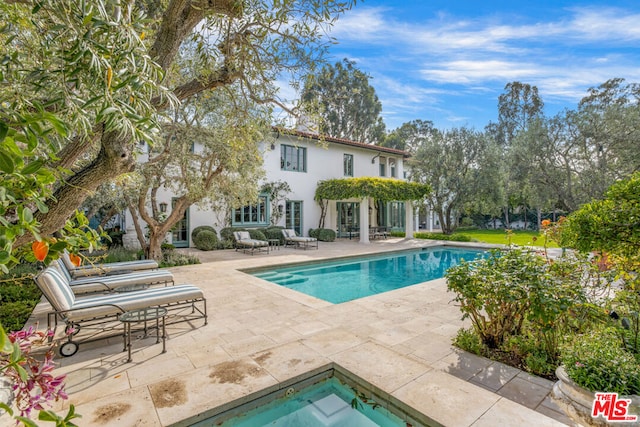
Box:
454, 229, 559, 248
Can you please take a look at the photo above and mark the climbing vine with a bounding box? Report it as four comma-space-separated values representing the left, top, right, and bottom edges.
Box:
314, 177, 431, 228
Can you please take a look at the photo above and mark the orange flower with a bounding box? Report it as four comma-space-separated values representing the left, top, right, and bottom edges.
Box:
32, 240, 49, 261
541, 219, 552, 228
68, 253, 82, 267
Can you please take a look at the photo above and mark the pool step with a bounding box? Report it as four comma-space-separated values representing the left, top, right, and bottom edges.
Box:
278, 276, 309, 285
256, 272, 309, 285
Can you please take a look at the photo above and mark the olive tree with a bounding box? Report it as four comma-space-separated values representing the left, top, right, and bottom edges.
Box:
1, 0, 354, 266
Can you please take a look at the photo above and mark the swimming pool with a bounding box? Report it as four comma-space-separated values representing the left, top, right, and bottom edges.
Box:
252, 246, 487, 303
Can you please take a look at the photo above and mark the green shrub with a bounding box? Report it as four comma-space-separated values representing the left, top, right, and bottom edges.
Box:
0, 301, 36, 332
561, 327, 640, 394
248, 229, 267, 241
447, 248, 589, 350
103, 247, 140, 263
414, 232, 472, 242
193, 230, 218, 251
161, 252, 201, 267
220, 227, 243, 242
215, 240, 235, 250
191, 225, 217, 242
309, 228, 336, 242
453, 327, 486, 356
264, 227, 285, 243
161, 242, 176, 251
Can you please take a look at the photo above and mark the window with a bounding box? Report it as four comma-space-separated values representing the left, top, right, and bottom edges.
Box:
389, 159, 396, 178
281, 145, 307, 172
379, 156, 386, 177
232, 194, 269, 226
343, 154, 354, 176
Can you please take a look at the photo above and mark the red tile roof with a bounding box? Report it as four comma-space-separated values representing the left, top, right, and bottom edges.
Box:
273, 127, 410, 157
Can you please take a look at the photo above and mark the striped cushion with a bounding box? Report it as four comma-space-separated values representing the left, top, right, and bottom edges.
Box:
283, 229, 297, 238
34, 268, 76, 311
62, 250, 158, 278
52, 261, 174, 294
67, 285, 204, 321
236, 239, 269, 247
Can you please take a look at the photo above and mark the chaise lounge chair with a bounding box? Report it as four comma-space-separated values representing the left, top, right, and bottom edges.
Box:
53, 260, 174, 294
34, 267, 207, 357
61, 249, 159, 279
233, 231, 270, 255
282, 229, 318, 250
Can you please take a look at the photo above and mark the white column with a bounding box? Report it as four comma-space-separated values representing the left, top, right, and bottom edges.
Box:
414, 208, 419, 233
428, 206, 433, 232
404, 200, 413, 238
360, 198, 370, 244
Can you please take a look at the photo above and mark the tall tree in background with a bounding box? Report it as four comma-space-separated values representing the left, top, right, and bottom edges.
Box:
381, 120, 436, 153
1, 0, 354, 259
496, 81, 545, 227
409, 127, 491, 234
301, 59, 386, 144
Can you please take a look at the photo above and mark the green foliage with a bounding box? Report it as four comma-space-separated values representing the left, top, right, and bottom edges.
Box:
447, 248, 594, 352
315, 177, 430, 202
0, 264, 41, 331
453, 328, 486, 357
301, 58, 386, 144
101, 247, 139, 263
408, 126, 498, 234
561, 327, 640, 394
309, 228, 336, 241
414, 232, 473, 242
219, 227, 239, 242
248, 230, 267, 241
263, 227, 285, 243
193, 230, 218, 251
0, 302, 36, 333
191, 226, 217, 242
160, 252, 200, 268
560, 171, 640, 259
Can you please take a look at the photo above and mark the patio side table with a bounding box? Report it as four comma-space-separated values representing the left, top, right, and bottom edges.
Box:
120, 306, 167, 362
268, 239, 280, 251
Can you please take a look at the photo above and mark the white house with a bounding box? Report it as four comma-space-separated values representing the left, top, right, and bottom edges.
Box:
122, 128, 414, 249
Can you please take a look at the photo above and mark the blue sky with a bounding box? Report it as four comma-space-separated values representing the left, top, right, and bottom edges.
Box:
320, 0, 640, 131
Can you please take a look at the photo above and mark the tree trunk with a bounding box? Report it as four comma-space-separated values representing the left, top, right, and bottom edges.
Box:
503, 206, 510, 229
16, 131, 136, 247
146, 227, 165, 261
537, 207, 542, 230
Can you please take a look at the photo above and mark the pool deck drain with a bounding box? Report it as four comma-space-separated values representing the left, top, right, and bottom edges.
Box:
14, 239, 574, 427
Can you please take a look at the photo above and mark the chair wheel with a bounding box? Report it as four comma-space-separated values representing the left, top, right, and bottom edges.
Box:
59, 341, 79, 357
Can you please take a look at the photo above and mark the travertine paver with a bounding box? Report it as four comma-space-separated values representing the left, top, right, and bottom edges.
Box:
7, 239, 569, 427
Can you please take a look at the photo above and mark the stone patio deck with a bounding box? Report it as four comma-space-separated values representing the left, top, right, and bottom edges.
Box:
9, 238, 576, 426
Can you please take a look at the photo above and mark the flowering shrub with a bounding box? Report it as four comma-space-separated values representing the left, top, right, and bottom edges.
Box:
447, 247, 611, 376
0, 324, 78, 425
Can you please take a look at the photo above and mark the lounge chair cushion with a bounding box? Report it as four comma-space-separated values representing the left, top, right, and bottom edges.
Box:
53, 261, 174, 294
233, 231, 269, 247
61, 250, 158, 278
35, 268, 204, 322
282, 229, 317, 243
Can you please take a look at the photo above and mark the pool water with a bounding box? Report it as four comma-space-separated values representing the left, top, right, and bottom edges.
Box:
253, 247, 486, 303
195, 377, 407, 427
